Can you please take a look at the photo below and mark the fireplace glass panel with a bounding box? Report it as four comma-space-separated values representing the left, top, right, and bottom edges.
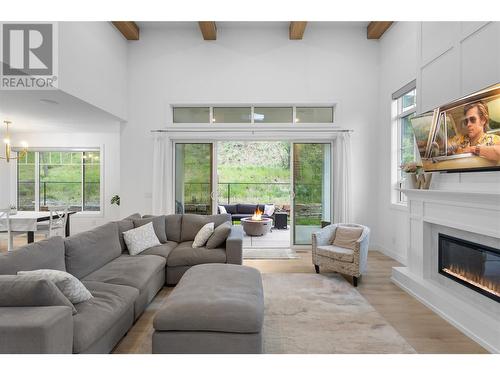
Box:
438, 234, 500, 302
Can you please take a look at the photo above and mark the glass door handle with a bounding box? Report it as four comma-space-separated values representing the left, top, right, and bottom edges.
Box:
291, 191, 296, 199
210, 191, 215, 200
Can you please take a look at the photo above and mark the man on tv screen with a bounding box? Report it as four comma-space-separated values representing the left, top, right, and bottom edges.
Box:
449, 101, 500, 163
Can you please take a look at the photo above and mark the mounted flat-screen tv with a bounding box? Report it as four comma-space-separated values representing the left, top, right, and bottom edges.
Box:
410, 83, 500, 172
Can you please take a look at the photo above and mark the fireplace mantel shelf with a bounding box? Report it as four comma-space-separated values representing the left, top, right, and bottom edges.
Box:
399, 189, 500, 207
400, 188, 500, 199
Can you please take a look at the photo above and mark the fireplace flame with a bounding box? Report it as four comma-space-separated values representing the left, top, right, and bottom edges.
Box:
251, 207, 263, 221
443, 264, 500, 298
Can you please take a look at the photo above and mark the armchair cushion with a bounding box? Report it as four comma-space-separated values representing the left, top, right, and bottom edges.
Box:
331, 225, 363, 250
316, 245, 354, 263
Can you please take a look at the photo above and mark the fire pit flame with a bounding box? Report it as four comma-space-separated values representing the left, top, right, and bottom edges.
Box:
251, 207, 263, 221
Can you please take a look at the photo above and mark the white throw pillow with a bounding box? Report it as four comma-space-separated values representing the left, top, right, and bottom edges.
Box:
218, 205, 227, 214
17, 269, 93, 304
123, 222, 161, 255
264, 204, 275, 216
192, 222, 215, 248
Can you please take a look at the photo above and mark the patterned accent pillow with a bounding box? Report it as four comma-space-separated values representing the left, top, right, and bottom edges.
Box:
123, 221, 161, 255
192, 222, 215, 248
17, 269, 93, 304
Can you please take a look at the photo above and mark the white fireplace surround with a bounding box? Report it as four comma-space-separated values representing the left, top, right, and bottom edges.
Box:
392, 188, 500, 353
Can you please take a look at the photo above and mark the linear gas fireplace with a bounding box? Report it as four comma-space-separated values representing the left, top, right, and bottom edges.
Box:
438, 234, 500, 302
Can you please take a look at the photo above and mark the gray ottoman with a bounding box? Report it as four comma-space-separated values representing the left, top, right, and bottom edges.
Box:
153, 264, 264, 354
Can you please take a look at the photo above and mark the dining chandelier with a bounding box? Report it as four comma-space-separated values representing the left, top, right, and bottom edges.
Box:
1, 120, 28, 163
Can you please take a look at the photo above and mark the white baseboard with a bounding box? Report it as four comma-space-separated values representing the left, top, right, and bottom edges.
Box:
371, 243, 407, 265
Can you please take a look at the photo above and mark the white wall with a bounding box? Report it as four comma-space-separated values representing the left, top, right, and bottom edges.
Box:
374, 22, 419, 263
58, 22, 128, 121
374, 21, 500, 264
122, 22, 381, 227
418, 22, 500, 113
7, 128, 122, 234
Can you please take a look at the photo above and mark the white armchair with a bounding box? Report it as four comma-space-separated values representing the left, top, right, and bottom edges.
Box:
311, 223, 370, 286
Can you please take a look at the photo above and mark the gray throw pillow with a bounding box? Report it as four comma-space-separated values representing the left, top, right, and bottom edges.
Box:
0, 275, 77, 314
134, 216, 167, 243
206, 222, 232, 249
17, 269, 93, 304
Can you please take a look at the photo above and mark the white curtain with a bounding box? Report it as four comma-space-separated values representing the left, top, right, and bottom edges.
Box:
151, 132, 168, 215
334, 132, 352, 223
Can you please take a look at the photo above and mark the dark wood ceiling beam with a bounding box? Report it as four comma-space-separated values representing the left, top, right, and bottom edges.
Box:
367, 21, 393, 39
289, 21, 307, 40
112, 21, 140, 40
198, 22, 217, 40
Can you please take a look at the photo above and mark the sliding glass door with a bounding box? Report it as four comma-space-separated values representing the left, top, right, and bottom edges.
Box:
174, 143, 214, 215
292, 143, 332, 245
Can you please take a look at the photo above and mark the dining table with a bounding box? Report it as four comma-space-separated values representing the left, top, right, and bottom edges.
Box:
2, 211, 77, 243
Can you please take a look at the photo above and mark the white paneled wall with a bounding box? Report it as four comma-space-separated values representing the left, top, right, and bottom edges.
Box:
418, 22, 500, 113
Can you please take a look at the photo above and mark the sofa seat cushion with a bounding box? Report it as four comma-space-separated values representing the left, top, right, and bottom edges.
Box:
316, 245, 354, 263
74, 281, 138, 353
167, 241, 226, 267
140, 241, 178, 259
82, 254, 166, 293
154, 264, 264, 333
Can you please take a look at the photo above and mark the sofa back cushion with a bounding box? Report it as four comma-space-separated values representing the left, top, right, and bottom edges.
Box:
115, 219, 135, 252
134, 215, 167, 243
180, 214, 209, 242
165, 214, 182, 243
64, 222, 121, 279
0, 236, 66, 275
223, 204, 238, 214
207, 214, 231, 228
238, 204, 257, 215
180, 214, 231, 242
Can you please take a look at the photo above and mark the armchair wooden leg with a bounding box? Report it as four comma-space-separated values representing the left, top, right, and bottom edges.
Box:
314, 265, 320, 274
352, 276, 358, 287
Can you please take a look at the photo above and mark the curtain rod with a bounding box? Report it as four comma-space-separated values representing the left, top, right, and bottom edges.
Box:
150, 128, 354, 133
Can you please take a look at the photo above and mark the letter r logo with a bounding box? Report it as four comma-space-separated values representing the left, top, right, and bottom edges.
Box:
2, 24, 53, 76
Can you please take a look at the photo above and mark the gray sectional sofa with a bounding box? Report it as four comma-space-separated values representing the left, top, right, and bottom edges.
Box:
0, 213, 243, 354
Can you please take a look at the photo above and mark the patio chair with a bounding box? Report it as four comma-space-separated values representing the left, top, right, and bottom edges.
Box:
311, 223, 370, 287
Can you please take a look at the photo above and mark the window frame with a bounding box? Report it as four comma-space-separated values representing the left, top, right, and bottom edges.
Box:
391, 85, 417, 207
171, 104, 336, 125
13, 147, 103, 215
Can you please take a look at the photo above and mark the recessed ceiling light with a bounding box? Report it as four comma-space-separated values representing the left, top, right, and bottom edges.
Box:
39, 98, 59, 105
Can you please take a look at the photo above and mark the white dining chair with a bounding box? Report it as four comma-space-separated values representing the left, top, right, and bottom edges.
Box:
37, 205, 69, 238
0, 208, 13, 251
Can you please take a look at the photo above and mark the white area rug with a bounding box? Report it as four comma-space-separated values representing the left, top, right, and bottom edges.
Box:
243, 248, 300, 259
262, 273, 416, 353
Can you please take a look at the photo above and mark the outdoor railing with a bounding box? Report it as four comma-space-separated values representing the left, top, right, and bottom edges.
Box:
17, 181, 100, 211
182, 182, 321, 205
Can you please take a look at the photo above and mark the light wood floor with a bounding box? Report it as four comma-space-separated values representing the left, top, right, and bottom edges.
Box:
0, 236, 488, 353
246, 251, 488, 354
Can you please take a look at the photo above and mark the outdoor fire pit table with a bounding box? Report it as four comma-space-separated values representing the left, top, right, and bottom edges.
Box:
241, 217, 272, 236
